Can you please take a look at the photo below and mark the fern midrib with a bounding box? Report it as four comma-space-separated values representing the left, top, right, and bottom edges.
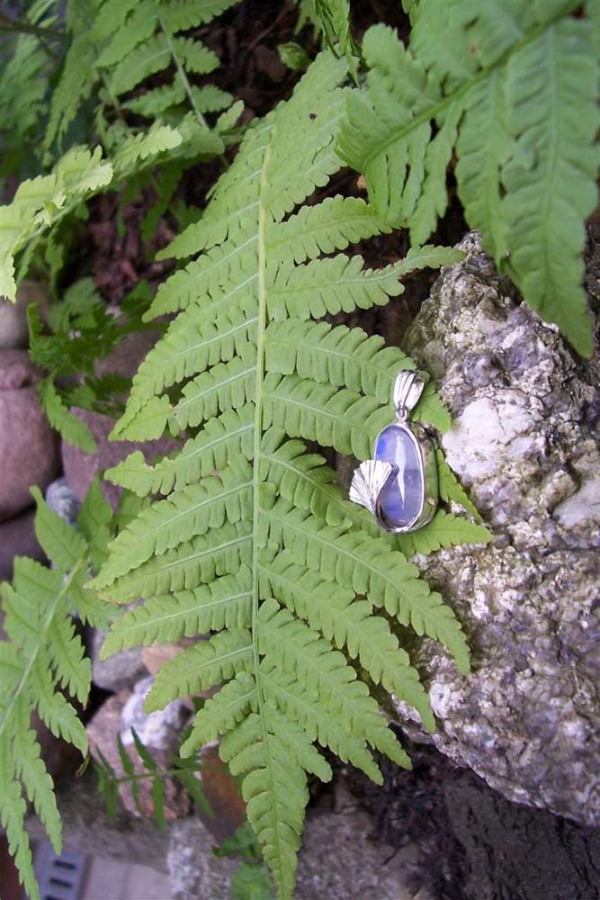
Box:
360, 7, 573, 173
250, 133, 287, 878
0, 552, 87, 741
537, 27, 560, 311
158, 12, 208, 130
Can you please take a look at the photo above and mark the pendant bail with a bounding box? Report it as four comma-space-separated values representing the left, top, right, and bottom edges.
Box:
392, 371, 424, 421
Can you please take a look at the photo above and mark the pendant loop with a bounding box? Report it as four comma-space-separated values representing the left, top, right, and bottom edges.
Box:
392, 371, 424, 421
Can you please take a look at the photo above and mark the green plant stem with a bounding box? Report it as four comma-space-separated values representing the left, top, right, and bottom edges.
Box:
0, 12, 63, 41
158, 15, 209, 130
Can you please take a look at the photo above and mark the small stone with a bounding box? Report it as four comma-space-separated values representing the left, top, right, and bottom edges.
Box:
197, 745, 246, 843
45, 477, 81, 525
91, 627, 147, 693
61, 330, 180, 508
88, 681, 190, 822
0, 280, 50, 350
0, 350, 60, 521
121, 676, 188, 752
374, 423, 424, 528
0, 507, 46, 581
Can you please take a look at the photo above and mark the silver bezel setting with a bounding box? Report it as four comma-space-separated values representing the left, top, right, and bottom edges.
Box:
349, 371, 438, 533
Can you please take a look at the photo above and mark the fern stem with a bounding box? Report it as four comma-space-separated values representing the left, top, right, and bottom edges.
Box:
158, 15, 209, 131
99, 72, 127, 127
251, 139, 286, 875
0, 12, 63, 42
252, 153, 269, 711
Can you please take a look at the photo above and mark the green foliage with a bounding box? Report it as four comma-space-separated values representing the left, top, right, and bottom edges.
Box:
0, 0, 241, 300
0, 484, 113, 900
216, 822, 275, 899
45, 0, 239, 153
311, 0, 360, 79
94, 728, 211, 830
338, 1, 599, 356
28, 278, 154, 450
0, 1, 59, 177
93, 53, 482, 898
0, 134, 188, 300
0, 3, 533, 896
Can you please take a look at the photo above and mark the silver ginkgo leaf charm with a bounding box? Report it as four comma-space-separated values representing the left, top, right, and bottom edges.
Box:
349, 460, 395, 515
349, 371, 438, 533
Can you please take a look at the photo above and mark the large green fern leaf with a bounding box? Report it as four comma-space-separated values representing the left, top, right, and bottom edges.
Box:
45, 0, 239, 153
338, 2, 599, 356
0, 487, 112, 900
95, 52, 475, 897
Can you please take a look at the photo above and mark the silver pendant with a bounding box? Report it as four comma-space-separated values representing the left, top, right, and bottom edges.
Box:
350, 371, 438, 533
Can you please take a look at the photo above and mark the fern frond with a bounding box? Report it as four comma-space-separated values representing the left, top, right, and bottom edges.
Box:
96, 461, 253, 586
264, 500, 470, 674
0, 147, 112, 299
339, 5, 599, 355
111, 123, 184, 177
260, 553, 435, 730
44, 0, 99, 151
265, 320, 414, 401
38, 379, 97, 453
107, 408, 254, 497
98, 52, 471, 897
0, 22, 50, 147
499, 17, 598, 355
396, 509, 491, 556
119, 303, 258, 415
263, 373, 390, 459
269, 195, 391, 263
103, 521, 253, 602
103, 570, 253, 653
0, 487, 113, 900
258, 599, 411, 767
182, 671, 258, 751
220, 713, 306, 899
45, 0, 240, 154
257, 661, 382, 782
436, 449, 483, 521
267, 255, 404, 320
148, 629, 254, 710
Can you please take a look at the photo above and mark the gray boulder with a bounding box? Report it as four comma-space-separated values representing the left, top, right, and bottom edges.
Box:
0, 350, 60, 521
168, 779, 433, 900
397, 232, 600, 826
0, 280, 50, 350
0, 507, 46, 580
61, 329, 179, 508
90, 627, 147, 693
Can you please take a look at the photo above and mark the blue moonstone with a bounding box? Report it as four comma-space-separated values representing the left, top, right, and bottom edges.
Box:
374, 424, 424, 528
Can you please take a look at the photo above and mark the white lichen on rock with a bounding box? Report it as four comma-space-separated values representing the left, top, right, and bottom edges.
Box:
400, 232, 600, 826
